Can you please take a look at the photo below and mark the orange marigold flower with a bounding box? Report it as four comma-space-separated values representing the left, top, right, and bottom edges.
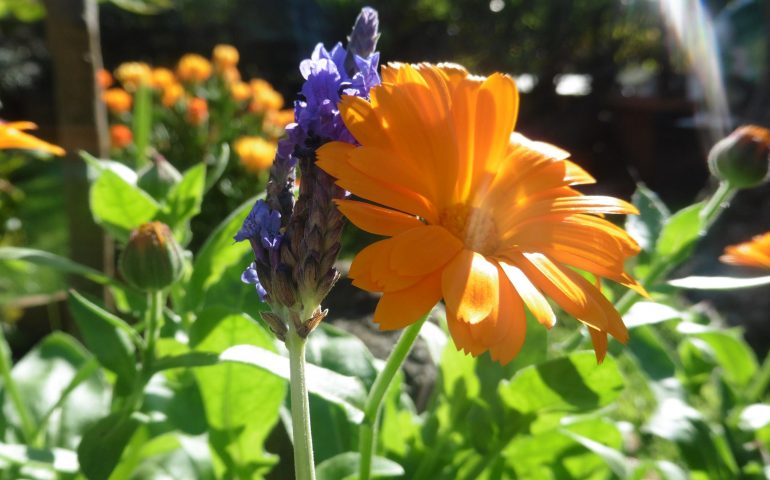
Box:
96, 68, 113, 89
213, 44, 239, 70
317, 63, 645, 364
0, 121, 64, 156
234, 136, 275, 173
231, 81, 252, 102
265, 108, 295, 129
721, 233, 770, 269
222, 66, 241, 85
102, 88, 133, 114
177, 54, 212, 83
186, 97, 208, 125
110, 124, 133, 149
151, 67, 176, 90
161, 83, 184, 107
249, 78, 283, 112
115, 62, 151, 91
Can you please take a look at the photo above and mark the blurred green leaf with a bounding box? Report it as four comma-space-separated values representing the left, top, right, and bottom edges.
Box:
90, 169, 159, 242
655, 202, 704, 258
308, 324, 378, 388
11, 332, 109, 450
626, 184, 670, 252
204, 143, 230, 192
0, 247, 113, 284
628, 325, 677, 381
159, 163, 206, 234
80, 151, 138, 184
132, 84, 153, 167
77, 412, 143, 480
691, 331, 758, 388
316, 452, 404, 480
189, 309, 285, 478
499, 351, 624, 414
67, 290, 138, 394
152, 351, 219, 372
623, 301, 682, 329
738, 404, 770, 431
562, 430, 630, 478
669, 275, 770, 290
0, 443, 78, 474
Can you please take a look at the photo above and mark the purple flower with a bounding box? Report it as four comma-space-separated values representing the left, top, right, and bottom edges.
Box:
241, 262, 267, 300
234, 199, 281, 249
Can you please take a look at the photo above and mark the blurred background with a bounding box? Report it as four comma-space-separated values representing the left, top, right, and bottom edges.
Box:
1, 0, 770, 355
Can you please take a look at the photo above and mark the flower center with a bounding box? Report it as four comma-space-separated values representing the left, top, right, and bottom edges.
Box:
439, 204, 499, 255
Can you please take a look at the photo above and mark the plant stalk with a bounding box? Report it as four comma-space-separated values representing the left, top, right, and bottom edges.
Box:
286, 320, 316, 480
359, 315, 428, 480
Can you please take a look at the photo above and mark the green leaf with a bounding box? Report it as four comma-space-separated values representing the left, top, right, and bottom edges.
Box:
739, 404, 770, 431
627, 325, 677, 381
0, 247, 113, 284
562, 430, 630, 478
80, 151, 138, 184
308, 324, 378, 388
132, 84, 153, 166
316, 452, 404, 480
90, 169, 159, 241
77, 412, 143, 480
159, 163, 206, 232
623, 301, 682, 328
655, 202, 704, 258
221, 344, 367, 423
204, 143, 231, 192
499, 351, 624, 414
0, 443, 78, 474
691, 330, 758, 387
67, 290, 138, 393
189, 309, 285, 478
11, 333, 110, 449
152, 351, 219, 372
625, 184, 670, 252
182, 196, 257, 314
669, 275, 770, 290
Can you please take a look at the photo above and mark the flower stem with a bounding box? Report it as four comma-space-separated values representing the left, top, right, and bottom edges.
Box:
143, 290, 164, 373
0, 328, 35, 443
286, 321, 316, 480
359, 315, 428, 480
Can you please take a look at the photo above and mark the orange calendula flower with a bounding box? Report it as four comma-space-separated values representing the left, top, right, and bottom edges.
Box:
234, 136, 276, 173
231, 81, 252, 102
249, 79, 284, 112
115, 62, 152, 91
102, 88, 132, 114
161, 83, 184, 107
186, 97, 209, 125
110, 124, 133, 149
265, 109, 295, 129
317, 63, 645, 364
721, 233, 770, 269
177, 54, 212, 83
213, 44, 239, 70
0, 121, 64, 156
96, 68, 114, 89
151, 68, 176, 90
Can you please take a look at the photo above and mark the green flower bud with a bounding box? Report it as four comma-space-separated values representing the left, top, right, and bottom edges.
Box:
137, 155, 182, 200
120, 222, 184, 291
708, 125, 770, 189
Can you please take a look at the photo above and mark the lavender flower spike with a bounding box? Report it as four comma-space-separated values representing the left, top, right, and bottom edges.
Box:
345, 7, 380, 74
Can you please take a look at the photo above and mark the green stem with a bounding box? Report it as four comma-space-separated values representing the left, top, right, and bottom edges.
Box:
359, 315, 428, 480
143, 290, 164, 373
749, 352, 770, 402
286, 321, 315, 480
699, 181, 735, 230
0, 329, 35, 443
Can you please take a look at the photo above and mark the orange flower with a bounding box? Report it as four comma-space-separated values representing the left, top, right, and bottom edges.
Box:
96, 68, 113, 89
317, 63, 644, 364
0, 121, 64, 156
213, 44, 239, 70
177, 54, 212, 83
231, 81, 252, 102
234, 136, 275, 173
161, 83, 184, 107
249, 78, 283, 112
186, 97, 208, 125
265, 109, 295, 129
110, 124, 133, 149
115, 62, 151, 91
102, 88, 133, 114
721, 233, 770, 269
222, 66, 241, 85
151, 67, 176, 90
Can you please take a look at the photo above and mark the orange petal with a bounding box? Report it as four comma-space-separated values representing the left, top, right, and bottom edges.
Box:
339, 95, 390, 149
335, 199, 424, 237
488, 277, 527, 365
589, 329, 608, 364
446, 311, 486, 356
442, 250, 499, 325
467, 265, 515, 347
500, 261, 556, 328
389, 225, 464, 276
374, 270, 442, 330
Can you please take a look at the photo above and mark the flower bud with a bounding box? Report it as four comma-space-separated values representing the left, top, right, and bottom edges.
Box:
137, 154, 182, 200
708, 125, 770, 189
120, 222, 184, 291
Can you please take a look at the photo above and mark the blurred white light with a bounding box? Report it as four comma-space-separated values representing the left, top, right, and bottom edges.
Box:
489, 0, 504, 13
555, 74, 592, 96
515, 73, 536, 93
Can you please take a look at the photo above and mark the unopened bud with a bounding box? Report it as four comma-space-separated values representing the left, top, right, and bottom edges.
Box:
708, 125, 770, 189
120, 222, 184, 291
137, 154, 182, 200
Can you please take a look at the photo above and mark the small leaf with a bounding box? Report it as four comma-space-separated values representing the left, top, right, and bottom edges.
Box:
316, 452, 404, 480
221, 344, 367, 423
0, 443, 78, 474
0, 247, 113, 284
77, 412, 143, 480
669, 275, 770, 290
655, 202, 704, 258
626, 184, 670, 252
90, 169, 159, 242
499, 351, 624, 414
